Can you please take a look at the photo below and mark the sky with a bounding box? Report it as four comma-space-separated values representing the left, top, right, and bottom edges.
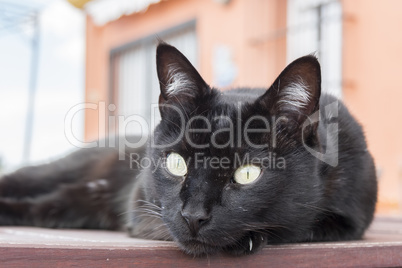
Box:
0, 0, 85, 172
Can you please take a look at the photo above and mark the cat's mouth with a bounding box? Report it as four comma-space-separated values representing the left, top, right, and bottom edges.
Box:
176, 230, 266, 256
176, 232, 247, 256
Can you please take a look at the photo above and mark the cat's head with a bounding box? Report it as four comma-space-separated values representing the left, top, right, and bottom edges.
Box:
147, 43, 323, 255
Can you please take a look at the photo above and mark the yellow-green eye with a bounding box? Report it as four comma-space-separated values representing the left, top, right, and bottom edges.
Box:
234, 165, 261, 184
166, 153, 187, 177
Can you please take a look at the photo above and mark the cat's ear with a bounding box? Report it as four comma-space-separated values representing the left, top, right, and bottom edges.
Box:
259, 55, 321, 120
156, 42, 209, 107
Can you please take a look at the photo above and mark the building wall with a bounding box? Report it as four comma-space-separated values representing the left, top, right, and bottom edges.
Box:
342, 0, 402, 214
85, 0, 402, 215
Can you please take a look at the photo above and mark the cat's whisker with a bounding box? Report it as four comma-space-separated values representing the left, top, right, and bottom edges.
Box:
135, 213, 162, 220
135, 199, 161, 205
132, 199, 163, 210
118, 205, 163, 220
150, 227, 171, 240
140, 204, 162, 212
131, 208, 162, 218
134, 204, 162, 212
139, 222, 171, 240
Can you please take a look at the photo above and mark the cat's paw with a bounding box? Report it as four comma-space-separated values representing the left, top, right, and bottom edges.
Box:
223, 232, 267, 256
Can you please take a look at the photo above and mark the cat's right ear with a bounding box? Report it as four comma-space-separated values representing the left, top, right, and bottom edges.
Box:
156, 42, 209, 112
258, 55, 321, 122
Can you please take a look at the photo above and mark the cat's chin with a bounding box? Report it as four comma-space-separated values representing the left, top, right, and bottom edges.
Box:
177, 239, 222, 256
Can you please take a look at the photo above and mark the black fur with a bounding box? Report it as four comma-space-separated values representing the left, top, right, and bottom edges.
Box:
0, 43, 377, 256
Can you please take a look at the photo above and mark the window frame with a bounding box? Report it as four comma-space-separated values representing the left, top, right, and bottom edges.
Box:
286, 0, 343, 98
108, 19, 197, 135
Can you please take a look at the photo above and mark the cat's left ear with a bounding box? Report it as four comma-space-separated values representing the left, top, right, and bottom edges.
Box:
156, 42, 209, 108
258, 55, 321, 121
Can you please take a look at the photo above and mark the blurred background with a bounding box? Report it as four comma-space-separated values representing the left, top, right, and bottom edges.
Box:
0, 0, 401, 216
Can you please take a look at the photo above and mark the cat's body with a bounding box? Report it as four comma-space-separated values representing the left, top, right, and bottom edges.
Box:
0, 43, 377, 256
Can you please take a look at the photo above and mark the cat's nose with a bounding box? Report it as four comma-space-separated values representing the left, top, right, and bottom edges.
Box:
181, 209, 211, 236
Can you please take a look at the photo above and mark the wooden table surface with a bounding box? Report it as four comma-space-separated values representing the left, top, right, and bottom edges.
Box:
0, 217, 401, 267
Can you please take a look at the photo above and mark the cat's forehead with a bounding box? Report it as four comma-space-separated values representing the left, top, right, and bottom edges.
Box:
205, 88, 265, 119
218, 88, 264, 105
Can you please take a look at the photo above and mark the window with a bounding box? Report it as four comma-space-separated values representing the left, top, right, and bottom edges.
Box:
287, 0, 342, 98
110, 20, 197, 135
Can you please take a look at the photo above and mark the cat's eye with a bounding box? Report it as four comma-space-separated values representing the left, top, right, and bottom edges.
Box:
166, 153, 187, 177
233, 165, 261, 184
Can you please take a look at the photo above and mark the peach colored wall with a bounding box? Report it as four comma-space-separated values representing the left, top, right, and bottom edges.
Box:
342, 0, 402, 215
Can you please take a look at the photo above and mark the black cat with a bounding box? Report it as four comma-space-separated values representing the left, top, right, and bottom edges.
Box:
0, 43, 377, 256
